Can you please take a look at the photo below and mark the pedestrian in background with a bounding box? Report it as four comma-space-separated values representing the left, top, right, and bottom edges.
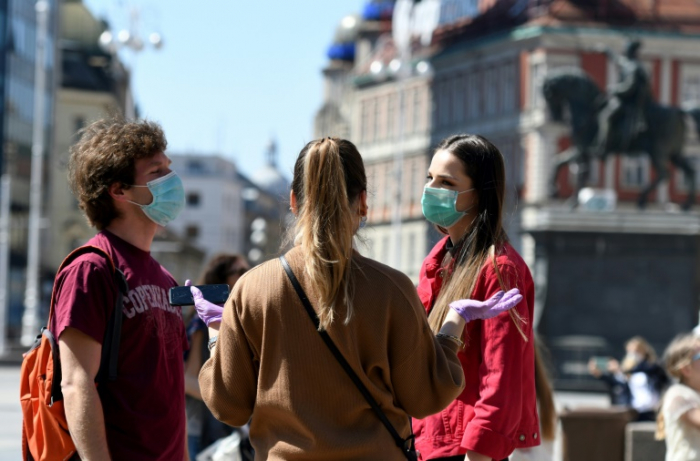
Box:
194, 137, 520, 460
589, 336, 668, 421
412, 134, 539, 461
184, 253, 250, 460
656, 333, 700, 460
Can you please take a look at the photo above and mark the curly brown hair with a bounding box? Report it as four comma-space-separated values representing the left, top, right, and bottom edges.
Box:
68, 117, 167, 230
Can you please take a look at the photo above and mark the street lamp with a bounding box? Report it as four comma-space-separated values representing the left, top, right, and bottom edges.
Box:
98, 7, 163, 119
20, 0, 50, 347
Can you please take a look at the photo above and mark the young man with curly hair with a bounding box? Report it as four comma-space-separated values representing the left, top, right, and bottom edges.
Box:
52, 117, 189, 460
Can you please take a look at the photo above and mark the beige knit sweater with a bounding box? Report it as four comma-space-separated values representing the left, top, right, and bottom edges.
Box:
199, 247, 465, 461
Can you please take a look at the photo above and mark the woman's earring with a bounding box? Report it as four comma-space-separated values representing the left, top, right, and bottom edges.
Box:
359, 215, 367, 229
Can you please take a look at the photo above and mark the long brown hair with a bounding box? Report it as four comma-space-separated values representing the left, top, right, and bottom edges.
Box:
289, 137, 367, 330
197, 253, 247, 285
534, 337, 557, 440
427, 135, 524, 339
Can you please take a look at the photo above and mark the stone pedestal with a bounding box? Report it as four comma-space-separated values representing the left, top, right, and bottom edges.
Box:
522, 206, 700, 390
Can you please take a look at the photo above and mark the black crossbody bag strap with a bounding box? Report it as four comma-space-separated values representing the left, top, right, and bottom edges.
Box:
279, 256, 416, 460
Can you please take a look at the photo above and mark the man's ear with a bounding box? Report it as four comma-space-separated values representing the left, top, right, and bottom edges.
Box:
109, 182, 127, 202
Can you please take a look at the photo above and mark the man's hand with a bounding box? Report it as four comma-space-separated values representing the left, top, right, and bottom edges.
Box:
59, 327, 112, 460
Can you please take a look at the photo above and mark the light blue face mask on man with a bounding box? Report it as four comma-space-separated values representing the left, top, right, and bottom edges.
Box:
127, 171, 185, 226
421, 186, 475, 228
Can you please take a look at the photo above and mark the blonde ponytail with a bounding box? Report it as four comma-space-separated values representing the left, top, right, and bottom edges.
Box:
290, 137, 367, 330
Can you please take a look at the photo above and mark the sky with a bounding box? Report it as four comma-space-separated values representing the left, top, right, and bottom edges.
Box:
82, 0, 367, 181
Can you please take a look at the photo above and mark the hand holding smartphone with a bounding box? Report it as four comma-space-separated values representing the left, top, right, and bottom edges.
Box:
169, 284, 230, 306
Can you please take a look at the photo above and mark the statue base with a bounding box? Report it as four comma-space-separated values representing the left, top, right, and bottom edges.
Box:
522, 205, 700, 391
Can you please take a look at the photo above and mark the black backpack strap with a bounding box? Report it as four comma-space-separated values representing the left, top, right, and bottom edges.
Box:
98, 268, 128, 382
279, 256, 416, 460
49, 246, 129, 401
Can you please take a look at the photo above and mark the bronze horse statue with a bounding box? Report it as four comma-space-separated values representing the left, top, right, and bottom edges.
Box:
542, 67, 700, 210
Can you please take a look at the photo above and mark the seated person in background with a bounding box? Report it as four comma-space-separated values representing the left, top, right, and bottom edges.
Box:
589, 336, 668, 421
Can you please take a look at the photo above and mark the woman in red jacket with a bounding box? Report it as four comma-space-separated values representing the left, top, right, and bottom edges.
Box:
413, 134, 540, 461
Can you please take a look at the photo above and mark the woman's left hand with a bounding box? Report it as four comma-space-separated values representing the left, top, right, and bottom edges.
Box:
449, 288, 522, 323
185, 279, 224, 326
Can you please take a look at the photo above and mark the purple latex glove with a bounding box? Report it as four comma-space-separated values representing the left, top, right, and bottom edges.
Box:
449, 288, 522, 323
185, 279, 223, 326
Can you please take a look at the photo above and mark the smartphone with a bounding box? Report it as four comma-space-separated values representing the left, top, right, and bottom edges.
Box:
169, 284, 230, 306
592, 356, 611, 370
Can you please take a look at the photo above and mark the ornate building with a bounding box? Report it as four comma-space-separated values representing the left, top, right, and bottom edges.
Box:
315, 0, 700, 388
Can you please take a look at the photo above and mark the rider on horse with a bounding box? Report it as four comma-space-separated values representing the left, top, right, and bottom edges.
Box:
595, 39, 652, 155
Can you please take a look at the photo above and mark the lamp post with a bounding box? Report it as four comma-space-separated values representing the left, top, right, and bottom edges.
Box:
98, 6, 162, 119
20, 0, 49, 346
0, 143, 15, 354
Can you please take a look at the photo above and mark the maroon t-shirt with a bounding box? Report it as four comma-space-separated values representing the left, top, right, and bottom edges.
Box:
51, 230, 187, 460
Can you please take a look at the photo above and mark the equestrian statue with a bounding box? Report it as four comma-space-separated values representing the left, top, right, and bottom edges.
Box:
542, 39, 700, 210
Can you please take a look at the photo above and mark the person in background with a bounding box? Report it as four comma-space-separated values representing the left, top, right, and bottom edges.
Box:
589, 336, 668, 421
195, 137, 521, 460
412, 134, 539, 461
184, 254, 250, 459
656, 333, 700, 461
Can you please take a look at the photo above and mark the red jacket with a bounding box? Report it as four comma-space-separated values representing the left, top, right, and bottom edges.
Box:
413, 237, 539, 460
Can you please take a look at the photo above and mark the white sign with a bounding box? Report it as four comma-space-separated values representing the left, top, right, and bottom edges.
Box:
392, 0, 441, 53
392, 0, 483, 54
438, 0, 480, 26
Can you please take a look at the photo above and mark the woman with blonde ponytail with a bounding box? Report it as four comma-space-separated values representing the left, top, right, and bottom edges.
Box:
196, 137, 519, 460
656, 333, 700, 460
412, 135, 539, 461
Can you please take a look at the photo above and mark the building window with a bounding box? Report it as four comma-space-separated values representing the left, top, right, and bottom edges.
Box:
381, 235, 390, 265
185, 225, 199, 238
467, 73, 480, 120
387, 93, 397, 140
361, 100, 371, 143
412, 88, 422, 133
409, 157, 420, 204
407, 233, 416, 276
681, 64, 700, 106
453, 75, 465, 125
376, 96, 386, 141
373, 97, 381, 142
620, 157, 650, 189
367, 164, 377, 209
186, 192, 200, 207
501, 62, 516, 114
529, 61, 545, 109
485, 67, 497, 116
384, 164, 393, 207
187, 160, 204, 173
438, 78, 451, 127
74, 117, 85, 139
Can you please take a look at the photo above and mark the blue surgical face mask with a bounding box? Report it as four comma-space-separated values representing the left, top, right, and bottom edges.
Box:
127, 171, 185, 226
421, 186, 475, 228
